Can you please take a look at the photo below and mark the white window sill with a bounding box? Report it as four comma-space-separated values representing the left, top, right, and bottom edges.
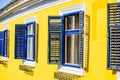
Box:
2, 57, 8, 61
58, 63, 84, 76
23, 60, 35, 67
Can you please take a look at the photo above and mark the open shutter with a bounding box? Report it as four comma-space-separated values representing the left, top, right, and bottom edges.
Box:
107, 3, 120, 70
48, 16, 64, 64
0, 32, 1, 55
1, 31, 5, 56
15, 24, 26, 59
0, 31, 4, 56
79, 11, 84, 68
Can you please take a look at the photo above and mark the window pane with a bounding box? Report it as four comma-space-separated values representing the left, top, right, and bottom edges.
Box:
65, 34, 79, 65
75, 14, 79, 29
65, 14, 79, 30
27, 24, 34, 35
27, 37, 34, 60
4, 40, 7, 57
65, 16, 73, 30
4, 30, 8, 57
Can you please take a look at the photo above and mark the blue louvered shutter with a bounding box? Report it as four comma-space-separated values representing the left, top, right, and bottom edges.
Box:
0, 31, 5, 56
48, 16, 64, 64
0, 31, 4, 56
0, 32, 1, 56
107, 3, 120, 70
15, 24, 26, 59
79, 11, 84, 68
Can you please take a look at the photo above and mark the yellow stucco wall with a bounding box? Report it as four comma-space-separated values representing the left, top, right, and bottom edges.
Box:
0, 0, 117, 80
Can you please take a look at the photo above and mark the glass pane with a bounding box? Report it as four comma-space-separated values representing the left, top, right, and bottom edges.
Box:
65, 34, 79, 65
75, 14, 79, 29
27, 37, 34, 60
4, 40, 7, 57
65, 14, 79, 30
65, 16, 73, 30
4, 31, 8, 57
27, 24, 34, 35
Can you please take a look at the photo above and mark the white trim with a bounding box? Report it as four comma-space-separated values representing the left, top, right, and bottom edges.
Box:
0, 0, 70, 24
23, 60, 35, 67
24, 16, 36, 23
2, 57, 8, 61
58, 66, 84, 76
118, 0, 120, 2
2, 26, 8, 31
0, 0, 29, 16
60, 3, 85, 15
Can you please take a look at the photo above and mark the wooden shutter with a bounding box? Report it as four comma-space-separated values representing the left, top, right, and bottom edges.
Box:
107, 3, 120, 70
48, 16, 64, 64
79, 11, 84, 68
15, 24, 26, 59
0, 31, 4, 56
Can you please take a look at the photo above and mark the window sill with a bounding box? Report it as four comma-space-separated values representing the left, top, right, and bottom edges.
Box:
23, 60, 35, 67
2, 57, 8, 61
58, 63, 84, 76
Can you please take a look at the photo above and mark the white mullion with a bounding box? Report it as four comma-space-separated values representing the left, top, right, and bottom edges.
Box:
71, 15, 75, 64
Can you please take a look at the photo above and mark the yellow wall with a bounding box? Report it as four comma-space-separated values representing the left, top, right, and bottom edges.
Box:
0, 0, 117, 80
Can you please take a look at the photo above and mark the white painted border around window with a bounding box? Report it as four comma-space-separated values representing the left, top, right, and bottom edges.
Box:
59, 3, 85, 15
24, 16, 36, 24
58, 65, 84, 76
23, 17, 36, 67
23, 60, 35, 67
2, 57, 8, 61
2, 26, 8, 31
58, 3, 85, 76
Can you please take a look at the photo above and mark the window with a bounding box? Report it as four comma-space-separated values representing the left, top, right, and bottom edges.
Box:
15, 22, 36, 61
26, 23, 35, 60
3, 30, 8, 57
0, 30, 8, 58
64, 14, 83, 66
48, 11, 84, 68
107, 3, 120, 70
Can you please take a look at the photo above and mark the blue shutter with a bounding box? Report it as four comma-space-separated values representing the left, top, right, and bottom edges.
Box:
79, 11, 84, 68
107, 3, 120, 70
1, 31, 5, 56
15, 24, 26, 59
48, 16, 64, 64
0, 32, 1, 56
0, 31, 4, 56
